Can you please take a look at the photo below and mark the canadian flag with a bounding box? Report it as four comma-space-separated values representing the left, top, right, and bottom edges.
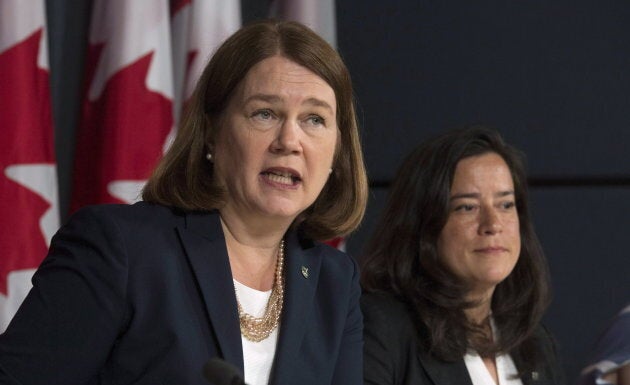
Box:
71, 0, 240, 210
71, 1, 175, 209
0, 0, 60, 331
171, 0, 241, 117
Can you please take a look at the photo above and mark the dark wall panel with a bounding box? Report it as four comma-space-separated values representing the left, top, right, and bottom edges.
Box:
531, 187, 630, 381
346, 187, 388, 259
337, 1, 630, 181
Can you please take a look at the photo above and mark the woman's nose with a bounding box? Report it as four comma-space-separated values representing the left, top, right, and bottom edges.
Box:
271, 119, 302, 154
479, 209, 502, 235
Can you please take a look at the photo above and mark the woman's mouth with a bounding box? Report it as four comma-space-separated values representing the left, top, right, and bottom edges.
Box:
261, 168, 301, 187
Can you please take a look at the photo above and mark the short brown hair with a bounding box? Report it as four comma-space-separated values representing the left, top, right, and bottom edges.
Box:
143, 20, 368, 240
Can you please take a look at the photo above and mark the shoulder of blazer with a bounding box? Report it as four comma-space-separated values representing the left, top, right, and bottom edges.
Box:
67, 201, 186, 232
361, 291, 415, 332
534, 323, 566, 385
287, 226, 359, 281
361, 292, 473, 385
314, 241, 358, 274
510, 323, 566, 385
361, 291, 420, 383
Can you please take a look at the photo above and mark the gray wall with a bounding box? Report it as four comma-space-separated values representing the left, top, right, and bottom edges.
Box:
46, 0, 629, 382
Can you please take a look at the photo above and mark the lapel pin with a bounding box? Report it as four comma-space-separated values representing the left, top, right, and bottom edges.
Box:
531, 371, 539, 381
301, 266, 309, 278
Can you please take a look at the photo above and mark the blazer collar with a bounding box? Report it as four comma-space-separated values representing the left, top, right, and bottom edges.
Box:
269, 227, 323, 385
418, 347, 474, 385
177, 211, 323, 383
420, 345, 543, 385
176, 210, 244, 373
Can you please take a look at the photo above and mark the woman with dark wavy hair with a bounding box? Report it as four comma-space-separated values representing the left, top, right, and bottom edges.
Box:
361, 126, 564, 385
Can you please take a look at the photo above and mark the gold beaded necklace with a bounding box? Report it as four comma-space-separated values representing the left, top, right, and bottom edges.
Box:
235, 239, 285, 342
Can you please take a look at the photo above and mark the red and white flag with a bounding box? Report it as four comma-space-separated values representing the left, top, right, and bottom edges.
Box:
71, 0, 175, 210
171, 0, 241, 128
0, 0, 60, 331
71, 0, 241, 211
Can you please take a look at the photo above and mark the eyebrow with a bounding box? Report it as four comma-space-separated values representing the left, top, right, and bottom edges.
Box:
449, 190, 515, 201
243, 94, 334, 114
244, 94, 282, 105
303, 97, 334, 113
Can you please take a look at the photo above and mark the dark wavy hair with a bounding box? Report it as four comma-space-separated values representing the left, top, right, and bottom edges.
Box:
361, 125, 551, 366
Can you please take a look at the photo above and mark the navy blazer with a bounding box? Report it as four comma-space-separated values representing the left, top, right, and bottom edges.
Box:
362, 292, 565, 385
0, 203, 363, 385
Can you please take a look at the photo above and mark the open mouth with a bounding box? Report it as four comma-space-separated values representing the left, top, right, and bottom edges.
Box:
261, 169, 302, 186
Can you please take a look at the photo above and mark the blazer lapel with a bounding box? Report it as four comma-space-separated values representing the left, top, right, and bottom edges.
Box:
419, 348, 473, 385
270, 229, 322, 384
421, 348, 542, 385
176, 211, 244, 373
511, 348, 545, 385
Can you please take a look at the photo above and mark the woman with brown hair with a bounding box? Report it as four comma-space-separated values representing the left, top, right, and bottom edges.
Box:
361, 126, 564, 385
0, 20, 367, 385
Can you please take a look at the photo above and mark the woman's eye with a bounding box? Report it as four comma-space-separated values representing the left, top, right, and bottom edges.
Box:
306, 115, 325, 126
253, 109, 273, 120
501, 201, 516, 210
454, 204, 475, 212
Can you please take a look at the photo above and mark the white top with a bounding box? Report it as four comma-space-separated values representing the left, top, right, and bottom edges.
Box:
463, 318, 523, 385
233, 280, 279, 385
464, 350, 523, 385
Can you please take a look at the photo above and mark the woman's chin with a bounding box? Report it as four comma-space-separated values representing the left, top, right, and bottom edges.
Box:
256, 197, 313, 221
256, 204, 303, 222
468, 275, 510, 298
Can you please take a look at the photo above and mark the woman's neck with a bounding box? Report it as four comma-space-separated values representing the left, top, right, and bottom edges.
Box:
464, 289, 494, 326
219, 210, 289, 291
465, 290, 499, 384
219, 204, 293, 247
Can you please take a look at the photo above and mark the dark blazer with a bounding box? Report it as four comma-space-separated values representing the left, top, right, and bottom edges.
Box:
0, 203, 362, 385
362, 292, 565, 385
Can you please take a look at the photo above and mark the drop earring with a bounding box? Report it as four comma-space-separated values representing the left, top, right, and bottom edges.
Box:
206, 152, 213, 161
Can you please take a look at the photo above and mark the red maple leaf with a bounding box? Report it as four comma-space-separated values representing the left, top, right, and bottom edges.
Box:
71, 43, 172, 212
0, 29, 55, 295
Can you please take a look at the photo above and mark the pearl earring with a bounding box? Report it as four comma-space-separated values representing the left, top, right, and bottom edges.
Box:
206, 153, 213, 161
329, 168, 333, 175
